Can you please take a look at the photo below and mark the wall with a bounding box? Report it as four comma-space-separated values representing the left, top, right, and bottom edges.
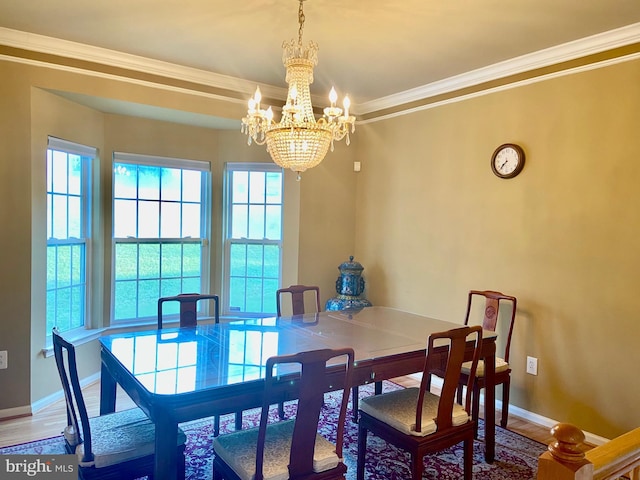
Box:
354, 57, 640, 439
0, 59, 357, 412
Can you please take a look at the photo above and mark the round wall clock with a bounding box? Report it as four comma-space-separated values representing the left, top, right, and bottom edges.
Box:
491, 143, 525, 179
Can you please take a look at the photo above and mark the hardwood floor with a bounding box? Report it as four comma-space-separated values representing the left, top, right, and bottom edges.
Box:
0, 375, 555, 449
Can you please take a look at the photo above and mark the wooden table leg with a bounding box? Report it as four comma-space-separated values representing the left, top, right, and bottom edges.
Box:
484, 341, 496, 463
99, 360, 116, 415
154, 413, 178, 480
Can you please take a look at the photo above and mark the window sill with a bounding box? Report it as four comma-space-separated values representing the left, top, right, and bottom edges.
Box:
41, 328, 106, 358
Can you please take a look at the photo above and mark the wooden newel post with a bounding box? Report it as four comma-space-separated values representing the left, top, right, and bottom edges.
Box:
537, 423, 594, 479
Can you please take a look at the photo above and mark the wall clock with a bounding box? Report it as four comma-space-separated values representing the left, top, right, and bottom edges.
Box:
491, 143, 525, 179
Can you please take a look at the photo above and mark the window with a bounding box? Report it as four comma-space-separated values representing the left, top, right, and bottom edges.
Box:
46, 137, 95, 335
112, 153, 211, 323
224, 164, 283, 315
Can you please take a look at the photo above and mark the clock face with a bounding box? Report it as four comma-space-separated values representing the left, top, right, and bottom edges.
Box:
491, 144, 525, 178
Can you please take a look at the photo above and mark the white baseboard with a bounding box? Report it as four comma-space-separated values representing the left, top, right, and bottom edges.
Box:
1, 371, 101, 419
407, 373, 610, 446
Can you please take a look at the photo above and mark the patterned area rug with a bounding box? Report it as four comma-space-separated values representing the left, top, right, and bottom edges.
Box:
0, 382, 545, 479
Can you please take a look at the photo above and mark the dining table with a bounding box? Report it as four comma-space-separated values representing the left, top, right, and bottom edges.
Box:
99, 306, 498, 480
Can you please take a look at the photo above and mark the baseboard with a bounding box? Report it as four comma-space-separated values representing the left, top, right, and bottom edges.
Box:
408, 373, 610, 446
0, 405, 32, 420
1, 371, 102, 419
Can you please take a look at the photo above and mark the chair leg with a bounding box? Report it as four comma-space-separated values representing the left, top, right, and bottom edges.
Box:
501, 378, 510, 428
352, 386, 360, 422
213, 415, 220, 437
472, 382, 481, 438
278, 401, 286, 419
463, 434, 474, 479
235, 411, 243, 431
356, 420, 368, 480
374, 381, 383, 395
410, 453, 424, 480
456, 381, 464, 405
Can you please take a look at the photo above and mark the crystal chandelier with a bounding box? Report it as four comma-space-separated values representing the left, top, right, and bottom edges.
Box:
241, 0, 356, 180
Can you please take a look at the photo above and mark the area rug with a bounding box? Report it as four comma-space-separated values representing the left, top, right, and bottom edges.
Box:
0, 382, 545, 479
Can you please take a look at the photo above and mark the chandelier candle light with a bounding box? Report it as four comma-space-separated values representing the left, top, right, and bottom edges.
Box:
241, 0, 356, 180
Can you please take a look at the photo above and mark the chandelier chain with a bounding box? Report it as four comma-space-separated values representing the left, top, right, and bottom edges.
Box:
298, 0, 306, 47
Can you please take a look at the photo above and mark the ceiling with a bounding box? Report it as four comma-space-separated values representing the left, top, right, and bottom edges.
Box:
2, 0, 640, 127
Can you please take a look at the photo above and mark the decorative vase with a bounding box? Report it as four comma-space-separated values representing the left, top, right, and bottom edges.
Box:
325, 256, 373, 311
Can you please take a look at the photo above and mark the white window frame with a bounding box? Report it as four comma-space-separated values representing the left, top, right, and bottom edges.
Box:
223, 163, 283, 316
111, 152, 212, 324
46, 137, 95, 337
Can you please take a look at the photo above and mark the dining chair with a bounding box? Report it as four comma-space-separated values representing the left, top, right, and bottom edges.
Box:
212, 347, 355, 480
276, 284, 321, 317
157, 292, 219, 328
457, 289, 517, 434
357, 325, 483, 480
275, 284, 321, 419
52, 328, 187, 480
157, 292, 234, 436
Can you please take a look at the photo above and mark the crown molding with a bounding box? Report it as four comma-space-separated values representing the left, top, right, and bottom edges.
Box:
357, 22, 640, 115
1, 23, 639, 116
0, 27, 287, 101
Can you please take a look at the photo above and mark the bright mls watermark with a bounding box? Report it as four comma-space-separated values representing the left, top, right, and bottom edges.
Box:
1, 455, 76, 479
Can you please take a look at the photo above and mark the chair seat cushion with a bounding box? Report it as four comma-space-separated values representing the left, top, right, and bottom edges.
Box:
64, 408, 186, 468
212, 419, 340, 480
359, 387, 470, 437
461, 357, 510, 376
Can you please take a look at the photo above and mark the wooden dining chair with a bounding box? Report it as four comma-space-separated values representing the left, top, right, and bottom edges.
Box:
157, 292, 219, 328
457, 289, 517, 434
212, 347, 355, 480
52, 328, 187, 480
357, 325, 483, 480
276, 284, 321, 317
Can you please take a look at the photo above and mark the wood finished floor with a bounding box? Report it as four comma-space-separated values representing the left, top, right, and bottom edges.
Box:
0, 375, 555, 449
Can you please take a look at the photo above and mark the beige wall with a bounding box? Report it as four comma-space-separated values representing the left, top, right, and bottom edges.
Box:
0, 60, 356, 411
354, 58, 640, 438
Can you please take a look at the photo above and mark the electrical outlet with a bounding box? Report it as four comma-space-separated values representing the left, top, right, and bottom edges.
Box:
0, 350, 7, 370
526, 356, 538, 375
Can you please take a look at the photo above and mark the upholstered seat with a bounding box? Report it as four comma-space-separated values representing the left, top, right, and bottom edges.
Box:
359, 387, 470, 437
461, 357, 510, 376
64, 407, 186, 469
212, 347, 354, 480
213, 419, 341, 480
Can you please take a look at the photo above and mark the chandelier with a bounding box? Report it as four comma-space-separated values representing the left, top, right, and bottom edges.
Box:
241, 0, 356, 180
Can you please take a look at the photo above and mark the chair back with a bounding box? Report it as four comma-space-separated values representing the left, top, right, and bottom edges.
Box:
276, 284, 321, 317
417, 325, 483, 433
157, 293, 219, 328
464, 289, 517, 362
255, 348, 354, 479
52, 328, 94, 463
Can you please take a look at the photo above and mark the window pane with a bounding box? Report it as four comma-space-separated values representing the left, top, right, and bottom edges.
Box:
182, 170, 202, 203
161, 244, 182, 278
264, 245, 280, 278
230, 244, 246, 277
161, 278, 182, 298
265, 205, 281, 240
115, 243, 138, 281
56, 245, 71, 288
71, 285, 84, 329
246, 278, 263, 312
114, 164, 137, 198
263, 278, 278, 313
114, 281, 137, 319
232, 205, 248, 239
138, 279, 160, 317
56, 288, 71, 331
182, 276, 200, 293
160, 202, 181, 238
139, 244, 160, 279
138, 201, 160, 238
47, 246, 57, 289
51, 151, 68, 194
248, 205, 265, 239
232, 171, 248, 204
68, 196, 81, 238
68, 155, 82, 195
229, 277, 246, 311
161, 168, 181, 201
246, 245, 263, 278
71, 244, 83, 284
249, 172, 265, 203
183, 243, 201, 277
114, 199, 137, 238
265, 172, 282, 204
52, 195, 68, 239
182, 203, 200, 238
139, 166, 160, 200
